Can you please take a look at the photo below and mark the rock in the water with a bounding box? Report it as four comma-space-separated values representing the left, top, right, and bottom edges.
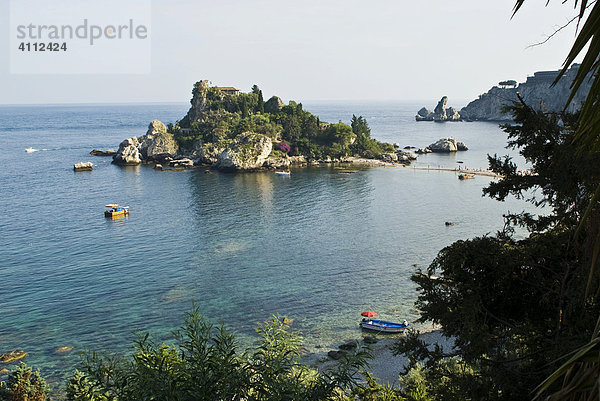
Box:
169, 158, 194, 168
0, 368, 9, 375
416, 147, 432, 154
363, 336, 378, 344
90, 149, 116, 156
416, 96, 462, 122
282, 317, 294, 325
327, 350, 345, 360
54, 346, 73, 354
416, 107, 433, 121
154, 163, 163, 170
381, 153, 398, 162
433, 96, 448, 120
339, 341, 357, 351
216, 133, 273, 171
73, 162, 93, 171
113, 137, 142, 165
288, 155, 307, 165
393, 143, 401, 150
264, 96, 284, 114
446, 107, 461, 121
396, 150, 417, 162
0, 350, 28, 363
428, 137, 467, 153
457, 141, 468, 151
140, 120, 179, 161
264, 156, 291, 169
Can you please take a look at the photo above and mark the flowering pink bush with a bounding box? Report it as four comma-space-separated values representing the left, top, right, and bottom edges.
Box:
278, 142, 291, 153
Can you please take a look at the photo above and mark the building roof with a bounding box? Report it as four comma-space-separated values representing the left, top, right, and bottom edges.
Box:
217, 87, 240, 91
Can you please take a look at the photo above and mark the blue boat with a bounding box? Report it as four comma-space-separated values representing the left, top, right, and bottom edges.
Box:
359, 318, 408, 334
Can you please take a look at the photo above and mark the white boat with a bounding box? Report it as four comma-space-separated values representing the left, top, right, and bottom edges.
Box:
275, 171, 291, 176
25, 147, 36, 153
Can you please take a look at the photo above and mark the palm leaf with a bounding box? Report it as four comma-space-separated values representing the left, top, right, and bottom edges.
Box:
532, 338, 600, 400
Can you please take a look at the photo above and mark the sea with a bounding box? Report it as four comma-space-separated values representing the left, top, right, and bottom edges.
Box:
0, 101, 533, 390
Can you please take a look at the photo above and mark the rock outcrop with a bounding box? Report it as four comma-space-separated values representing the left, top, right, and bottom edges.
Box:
113, 137, 142, 165
264, 96, 284, 114
54, 346, 73, 354
73, 162, 93, 171
416, 97, 462, 121
428, 137, 468, 153
140, 120, 179, 161
169, 158, 194, 168
216, 133, 273, 171
90, 149, 116, 156
396, 150, 418, 162
0, 350, 28, 363
179, 80, 210, 127
113, 120, 179, 166
460, 64, 592, 121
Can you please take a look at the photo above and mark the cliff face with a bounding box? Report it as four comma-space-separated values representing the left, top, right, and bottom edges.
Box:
460, 64, 591, 121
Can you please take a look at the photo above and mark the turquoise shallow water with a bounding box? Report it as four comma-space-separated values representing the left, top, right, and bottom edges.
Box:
0, 102, 531, 388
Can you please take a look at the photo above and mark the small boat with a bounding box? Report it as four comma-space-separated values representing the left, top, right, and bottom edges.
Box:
104, 204, 129, 218
458, 173, 475, 180
359, 318, 409, 334
25, 147, 36, 153
275, 171, 291, 176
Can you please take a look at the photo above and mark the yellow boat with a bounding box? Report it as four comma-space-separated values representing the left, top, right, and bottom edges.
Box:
104, 204, 130, 218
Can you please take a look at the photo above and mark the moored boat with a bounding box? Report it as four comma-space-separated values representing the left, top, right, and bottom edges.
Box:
458, 173, 475, 180
104, 204, 129, 218
359, 318, 409, 334
275, 171, 291, 176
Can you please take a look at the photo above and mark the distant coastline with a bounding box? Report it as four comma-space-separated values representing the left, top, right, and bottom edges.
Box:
416, 64, 592, 122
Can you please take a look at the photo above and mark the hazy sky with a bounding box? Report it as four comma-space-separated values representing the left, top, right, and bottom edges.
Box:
0, 0, 586, 105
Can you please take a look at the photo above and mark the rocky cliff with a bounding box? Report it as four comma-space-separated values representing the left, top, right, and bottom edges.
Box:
460, 64, 591, 121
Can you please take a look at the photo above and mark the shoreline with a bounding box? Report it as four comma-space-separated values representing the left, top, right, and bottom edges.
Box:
302, 325, 454, 387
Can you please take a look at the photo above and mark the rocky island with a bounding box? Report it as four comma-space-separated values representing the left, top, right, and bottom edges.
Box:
112, 81, 400, 171
416, 96, 462, 122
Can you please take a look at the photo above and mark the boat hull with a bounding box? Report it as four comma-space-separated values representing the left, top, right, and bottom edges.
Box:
359, 319, 408, 334
104, 210, 129, 218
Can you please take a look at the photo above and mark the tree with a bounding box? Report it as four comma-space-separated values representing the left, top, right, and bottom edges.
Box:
510, 2, 600, 398
0, 363, 49, 401
498, 80, 517, 88
351, 115, 371, 137
394, 103, 600, 400
67, 308, 372, 401
256, 90, 265, 114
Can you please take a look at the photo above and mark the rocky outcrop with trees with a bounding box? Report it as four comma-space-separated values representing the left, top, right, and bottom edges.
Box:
113, 81, 397, 171
460, 64, 592, 121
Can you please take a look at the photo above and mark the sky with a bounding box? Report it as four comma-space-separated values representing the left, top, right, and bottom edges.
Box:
0, 0, 586, 105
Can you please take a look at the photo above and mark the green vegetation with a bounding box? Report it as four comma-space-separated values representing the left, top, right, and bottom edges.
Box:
392, 102, 600, 400
56, 308, 376, 401
172, 84, 393, 160
498, 80, 517, 88
0, 363, 49, 401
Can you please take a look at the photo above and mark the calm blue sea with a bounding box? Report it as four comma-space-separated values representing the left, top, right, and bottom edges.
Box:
0, 102, 531, 389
